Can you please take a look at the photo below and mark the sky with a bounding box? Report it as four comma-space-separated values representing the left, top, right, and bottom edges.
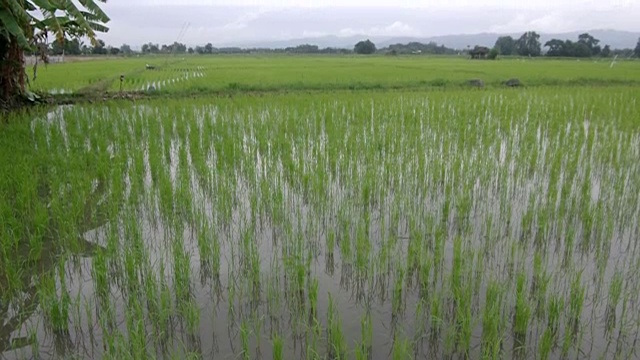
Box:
97, 0, 640, 47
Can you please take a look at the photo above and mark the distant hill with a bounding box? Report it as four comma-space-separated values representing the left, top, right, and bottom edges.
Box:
236, 30, 639, 51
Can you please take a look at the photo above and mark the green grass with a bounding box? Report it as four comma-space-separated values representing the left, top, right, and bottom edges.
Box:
1, 84, 640, 359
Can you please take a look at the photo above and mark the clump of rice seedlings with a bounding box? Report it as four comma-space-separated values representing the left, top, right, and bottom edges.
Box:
605, 271, 623, 335
392, 265, 406, 320
482, 280, 504, 359
392, 334, 412, 360
240, 320, 251, 360
513, 271, 530, 355
562, 272, 585, 356
326, 293, 346, 359
531, 251, 550, 320
272, 334, 283, 360
417, 253, 432, 301
308, 278, 319, 324
356, 311, 373, 360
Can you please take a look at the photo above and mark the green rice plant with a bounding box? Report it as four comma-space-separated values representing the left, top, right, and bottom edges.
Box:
605, 271, 623, 335
356, 311, 373, 360
567, 273, 585, 339
392, 335, 412, 360
531, 251, 550, 320
326, 293, 346, 360
272, 334, 283, 360
481, 281, 504, 360
240, 320, 251, 360
392, 265, 406, 318
513, 271, 530, 353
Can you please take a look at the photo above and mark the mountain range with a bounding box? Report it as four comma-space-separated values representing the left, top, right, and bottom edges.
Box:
232, 29, 639, 51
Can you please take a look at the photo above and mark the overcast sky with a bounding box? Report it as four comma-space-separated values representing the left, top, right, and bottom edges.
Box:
98, 0, 640, 47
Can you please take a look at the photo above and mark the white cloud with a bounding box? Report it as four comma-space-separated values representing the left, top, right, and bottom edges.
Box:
222, 9, 268, 30
488, 12, 579, 34
338, 21, 420, 37
302, 30, 330, 38
373, 21, 421, 36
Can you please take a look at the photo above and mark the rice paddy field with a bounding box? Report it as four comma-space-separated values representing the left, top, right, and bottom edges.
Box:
2, 56, 640, 360
27, 55, 640, 94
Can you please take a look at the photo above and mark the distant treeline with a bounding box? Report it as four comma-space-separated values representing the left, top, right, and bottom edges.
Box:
37, 35, 640, 59
381, 42, 458, 55
493, 32, 640, 58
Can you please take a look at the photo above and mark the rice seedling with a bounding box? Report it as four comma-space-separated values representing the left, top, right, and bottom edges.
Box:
1, 85, 640, 359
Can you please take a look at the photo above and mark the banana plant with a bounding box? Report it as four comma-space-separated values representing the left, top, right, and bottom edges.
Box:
0, 0, 110, 102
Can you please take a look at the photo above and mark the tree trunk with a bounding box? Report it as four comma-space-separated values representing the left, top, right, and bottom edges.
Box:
0, 36, 26, 108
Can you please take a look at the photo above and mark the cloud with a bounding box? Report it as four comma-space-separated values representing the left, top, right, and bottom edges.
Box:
222, 9, 269, 30
338, 21, 420, 37
302, 30, 330, 38
489, 12, 579, 34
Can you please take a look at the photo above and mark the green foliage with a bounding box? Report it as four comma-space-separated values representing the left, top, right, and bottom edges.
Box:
545, 33, 606, 58
488, 48, 499, 60
516, 31, 541, 57
354, 39, 376, 54
494, 36, 515, 55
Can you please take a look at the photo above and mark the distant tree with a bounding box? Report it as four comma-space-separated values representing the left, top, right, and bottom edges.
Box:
494, 36, 515, 55
285, 44, 320, 54
384, 41, 456, 55
601, 45, 611, 57
109, 47, 120, 55
488, 48, 499, 60
515, 31, 541, 57
173, 42, 187, 53
204, 43, 214, 54
635, 37, 640, 58
142, 43, 160, 54
50, 38, 81, 56
354, 39, 376, 54
91, 40, 108, 55
612, 48, 634, 58
578, 33, 601, 56
544, 39, 566, 56
188, 47, 194, 54
572, 42, 591, 58
120, 44, 132, 55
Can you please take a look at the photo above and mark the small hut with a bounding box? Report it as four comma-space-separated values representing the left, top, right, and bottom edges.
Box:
469, 46, 490, 59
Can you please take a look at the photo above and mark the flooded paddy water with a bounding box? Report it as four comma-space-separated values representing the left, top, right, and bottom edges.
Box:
1, 89, 639, 359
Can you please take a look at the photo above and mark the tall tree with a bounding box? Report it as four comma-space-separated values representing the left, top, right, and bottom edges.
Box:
578, 33, 601, 56
354, 39, 376, 54
494, 36, 515, 55
91, 39, 107, 55
120, 44, 132, 55
0, 0, 110, 104
635, 37, 640, 58
515, 31, 541, 57
544, 39, 566, 57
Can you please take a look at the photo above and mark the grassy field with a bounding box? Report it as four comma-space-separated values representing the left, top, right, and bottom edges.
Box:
27, 55, 640, 95
2, 56, 640, 360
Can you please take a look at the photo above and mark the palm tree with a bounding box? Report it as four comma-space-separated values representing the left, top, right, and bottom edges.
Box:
0, 0, 110, 106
